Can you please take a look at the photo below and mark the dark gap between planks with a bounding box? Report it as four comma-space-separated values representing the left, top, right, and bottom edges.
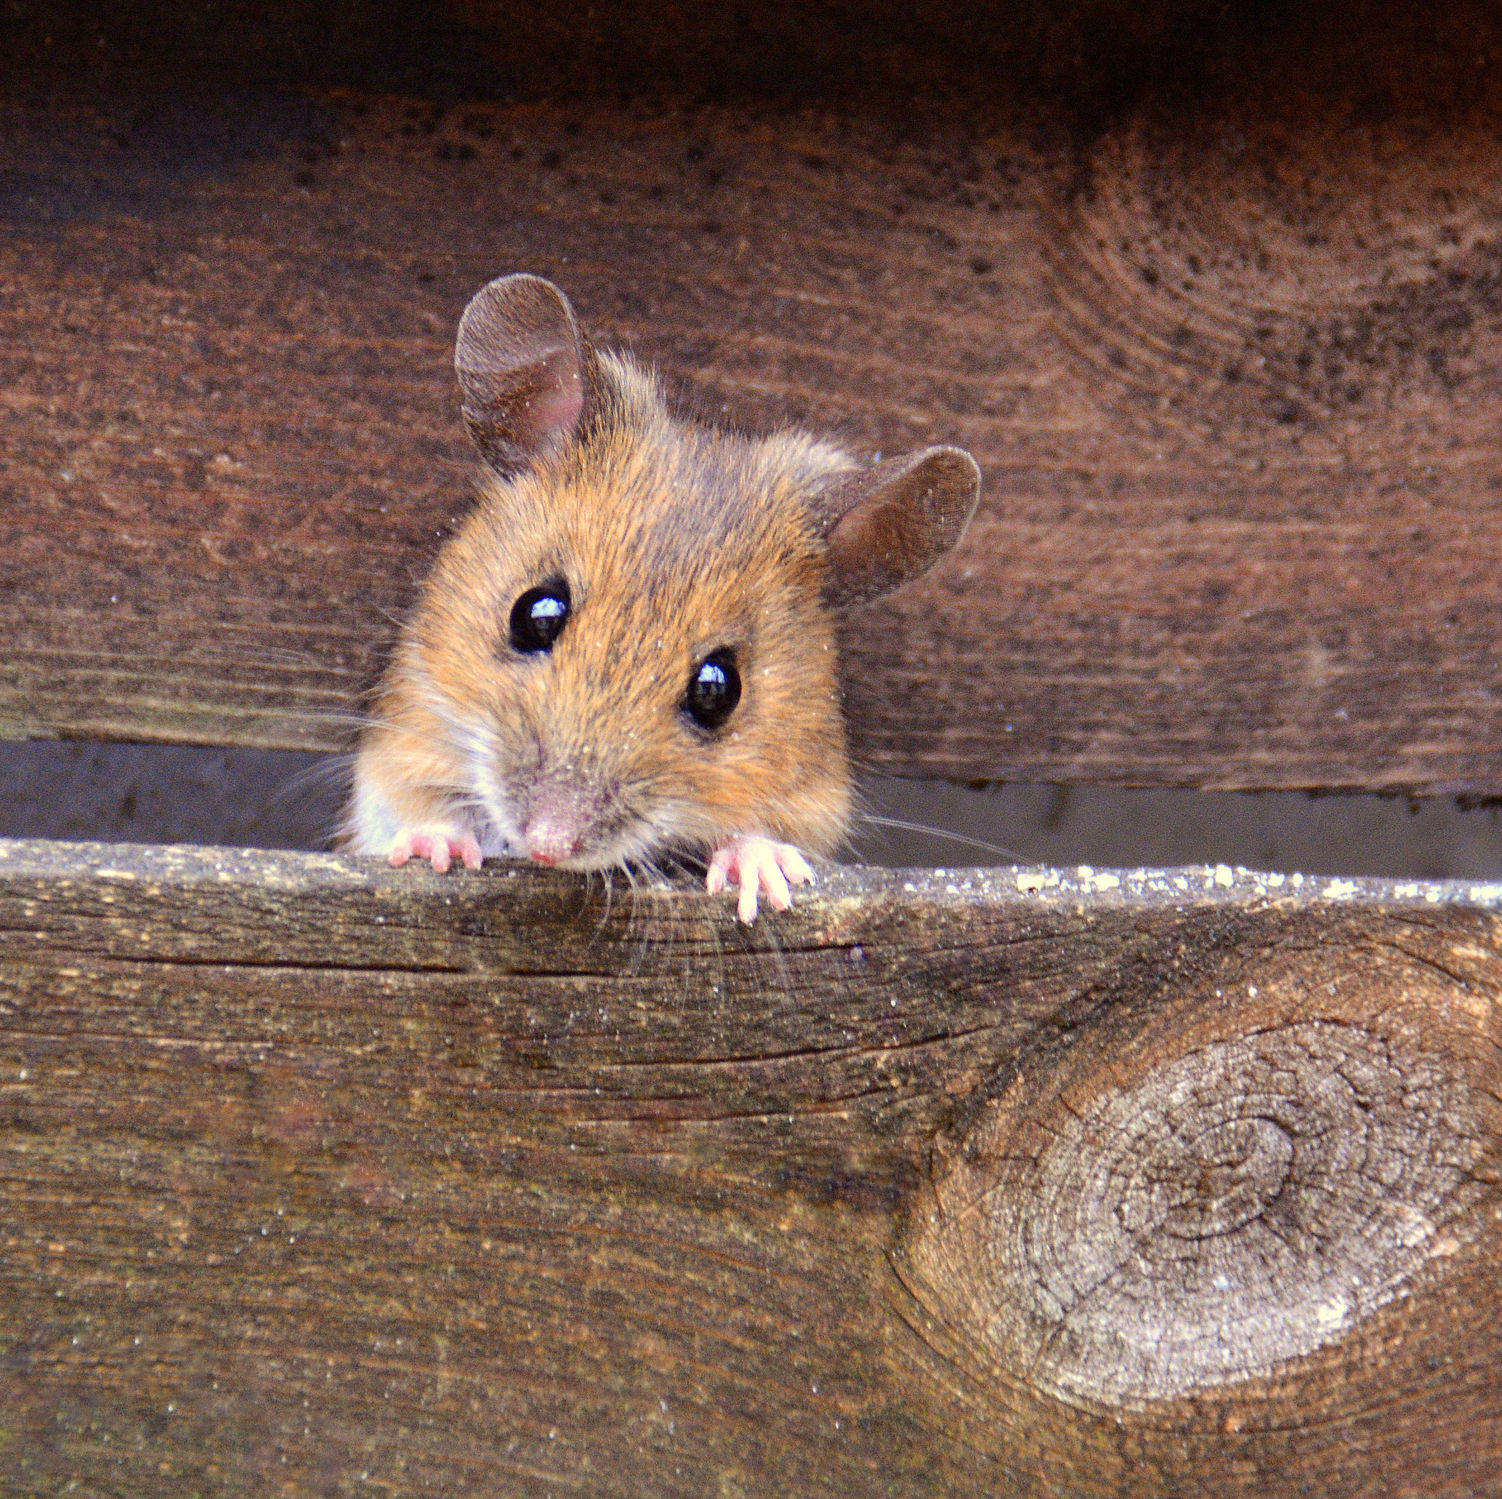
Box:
1, 740, 1498, 880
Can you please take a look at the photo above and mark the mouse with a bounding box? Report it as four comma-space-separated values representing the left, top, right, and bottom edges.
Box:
342, 273, 980, 921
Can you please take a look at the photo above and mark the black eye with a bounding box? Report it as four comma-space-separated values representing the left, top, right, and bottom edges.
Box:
509, 579, 570, 653
683, 648, 741, 732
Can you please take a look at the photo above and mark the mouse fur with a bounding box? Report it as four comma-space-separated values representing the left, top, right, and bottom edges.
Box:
344, 274, 979, 920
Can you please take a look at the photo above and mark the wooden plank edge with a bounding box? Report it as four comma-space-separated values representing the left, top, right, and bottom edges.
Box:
1, 835, 1498, 913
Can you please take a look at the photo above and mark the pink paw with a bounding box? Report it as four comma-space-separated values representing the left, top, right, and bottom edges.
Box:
388, 828, 483, 874
706, 835, 814, 924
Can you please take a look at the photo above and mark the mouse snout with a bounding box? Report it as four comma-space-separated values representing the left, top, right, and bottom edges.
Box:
520, 776, 597, 867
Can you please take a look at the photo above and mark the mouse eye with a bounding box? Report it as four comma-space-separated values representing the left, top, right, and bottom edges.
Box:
509, 579, 571, 654
683, 648, 741, 732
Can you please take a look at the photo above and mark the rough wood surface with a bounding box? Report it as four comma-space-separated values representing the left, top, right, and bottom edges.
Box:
4, 2, 1502, 792
1, 837, 1499, 1496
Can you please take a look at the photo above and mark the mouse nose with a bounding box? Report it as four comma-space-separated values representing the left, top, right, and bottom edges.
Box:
524, 820, 582, 866
521, 779, 591, 866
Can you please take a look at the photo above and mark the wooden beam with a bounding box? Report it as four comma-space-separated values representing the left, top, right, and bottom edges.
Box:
2, 839, 1499, 1494
5, 4, 1502, 793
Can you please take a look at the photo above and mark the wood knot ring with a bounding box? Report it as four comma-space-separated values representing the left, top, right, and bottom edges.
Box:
901, 1003, 1485, 1408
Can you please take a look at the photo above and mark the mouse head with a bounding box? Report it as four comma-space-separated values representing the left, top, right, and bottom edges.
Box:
403, 273, 979, 871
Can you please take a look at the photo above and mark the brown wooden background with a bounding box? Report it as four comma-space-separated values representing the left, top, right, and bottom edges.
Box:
3, 0, 1502, 792
4, 4, 1502, 1495
3, 842, 1500, 1497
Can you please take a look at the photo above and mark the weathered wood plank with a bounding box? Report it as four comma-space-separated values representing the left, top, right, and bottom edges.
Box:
4, 2, 1502, 792
1, 839, 1498, 1495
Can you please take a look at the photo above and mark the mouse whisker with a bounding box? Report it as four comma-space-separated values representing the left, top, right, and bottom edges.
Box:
634, 854, 682, 964
243, 752, 357, 852
618, 860, 654, 974
326, 706, 481, 769
853, 812, 1030, 866
262, 751, 356, 807
593, 866, 617, 942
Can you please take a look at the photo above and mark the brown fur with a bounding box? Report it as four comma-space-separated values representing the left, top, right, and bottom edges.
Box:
349, 353, 857, 868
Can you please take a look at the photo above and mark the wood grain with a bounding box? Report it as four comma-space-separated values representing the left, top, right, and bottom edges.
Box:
1, 839, 1499, 1495
4, 2, 1502, 794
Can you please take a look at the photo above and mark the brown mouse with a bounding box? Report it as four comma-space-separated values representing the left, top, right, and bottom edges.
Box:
342, 273, 979, 920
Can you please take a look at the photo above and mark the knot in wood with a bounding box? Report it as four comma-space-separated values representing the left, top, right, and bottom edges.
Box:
903, 1016, 1482, 1408
1123, 1113, 1294, 1241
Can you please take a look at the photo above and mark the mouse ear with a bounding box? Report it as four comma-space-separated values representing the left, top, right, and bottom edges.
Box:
811, 446, 981, 609
455, 274, 589, 476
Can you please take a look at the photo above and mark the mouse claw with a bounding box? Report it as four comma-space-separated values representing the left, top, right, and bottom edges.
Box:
389, 828, 484, 874
707, 836, 814, 924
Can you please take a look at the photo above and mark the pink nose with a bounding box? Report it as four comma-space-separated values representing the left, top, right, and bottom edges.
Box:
523, 816, 582, 867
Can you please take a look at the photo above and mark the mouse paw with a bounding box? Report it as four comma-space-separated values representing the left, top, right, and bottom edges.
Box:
388, 827, 484, 874
705, 836, 814, 924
